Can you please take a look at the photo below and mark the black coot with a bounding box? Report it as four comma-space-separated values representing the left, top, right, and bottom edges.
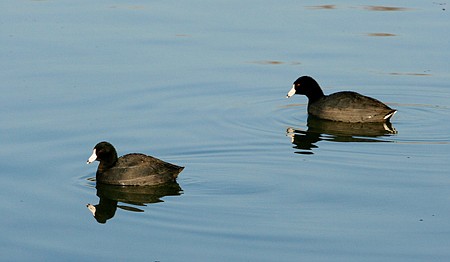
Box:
287, 76, 396, 123
87, 141, 184, 186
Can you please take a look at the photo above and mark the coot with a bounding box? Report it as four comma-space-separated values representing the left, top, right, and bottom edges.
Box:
287, 76, 396, 123
87, 141, 184, 186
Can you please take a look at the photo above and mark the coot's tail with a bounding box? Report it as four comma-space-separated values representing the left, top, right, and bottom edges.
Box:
384, 110, 397, 121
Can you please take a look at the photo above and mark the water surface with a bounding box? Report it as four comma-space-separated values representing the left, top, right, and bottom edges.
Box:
1, 1, 450, 261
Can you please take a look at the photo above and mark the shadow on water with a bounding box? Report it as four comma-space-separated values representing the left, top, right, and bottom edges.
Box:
87, 182, 182, 224
287, 116, 397, 155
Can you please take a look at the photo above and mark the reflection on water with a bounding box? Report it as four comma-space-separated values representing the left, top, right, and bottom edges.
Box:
306, 5, 411, 11
369, 70, 432, 76
247, 60, 301, 65
306, 5, 337, 10
363, 6, 411, 11
87, 182, 182, 224
287, 116, 397, 154
366, 33, 397, 37
388, 72, 432, 76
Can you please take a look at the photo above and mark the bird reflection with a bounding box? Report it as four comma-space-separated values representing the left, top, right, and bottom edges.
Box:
87, 182, 182, 224
287, 116, 397, 154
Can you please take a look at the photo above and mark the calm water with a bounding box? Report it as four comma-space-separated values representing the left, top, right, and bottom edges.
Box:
2, 1, 450, 261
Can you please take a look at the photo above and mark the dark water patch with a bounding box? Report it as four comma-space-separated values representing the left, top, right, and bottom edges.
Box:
247, 60, 301, 65
305, 5, 413, 12
305, 5, 337, 10
363, 6, 412, 12
367, 33, 397, 37
388, 72, 433, 76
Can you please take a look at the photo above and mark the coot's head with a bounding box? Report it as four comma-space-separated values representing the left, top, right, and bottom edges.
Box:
287, 76, 325, 102
87, 141, 118, 167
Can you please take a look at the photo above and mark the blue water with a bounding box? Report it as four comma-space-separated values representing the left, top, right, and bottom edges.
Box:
1, 1, 450, 261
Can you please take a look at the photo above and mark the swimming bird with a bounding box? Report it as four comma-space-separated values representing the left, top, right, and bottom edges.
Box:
87, 141, 184, 186
286, 76, 396, 122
